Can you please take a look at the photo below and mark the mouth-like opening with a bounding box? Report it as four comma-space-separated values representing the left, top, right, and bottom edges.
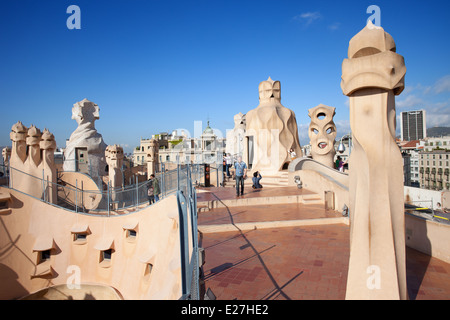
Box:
318, 142, 327, 149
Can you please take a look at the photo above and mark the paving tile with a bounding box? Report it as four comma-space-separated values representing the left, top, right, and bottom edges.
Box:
198, 188, 450, 300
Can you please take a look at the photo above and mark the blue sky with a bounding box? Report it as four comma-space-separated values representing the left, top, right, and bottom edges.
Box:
1, 0, 449, 153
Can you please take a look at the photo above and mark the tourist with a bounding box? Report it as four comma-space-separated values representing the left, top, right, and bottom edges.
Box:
150, 174, 161, 202
335, 156, 342, 170
147, 181, 155, 205
339, 158, 346, 172
225, 153, 232, 177
288, 148, 296, 161
234, 156, 247, 197
252, 171, 263, 189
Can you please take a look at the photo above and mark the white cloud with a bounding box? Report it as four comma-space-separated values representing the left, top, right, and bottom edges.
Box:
293, 12, 322, 26
433, 75, 450, 94
328, 22, 340, 31
396, 94, 426, 109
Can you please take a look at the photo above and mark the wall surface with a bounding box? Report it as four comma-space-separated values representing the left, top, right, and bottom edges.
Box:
0, 187, 185, 300
405, 213, 450, 263
404, 186, 450, 210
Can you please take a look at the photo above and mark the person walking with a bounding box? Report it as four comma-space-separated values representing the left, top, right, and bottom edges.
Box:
150, 174, 161, 202
234, 156, 247, 197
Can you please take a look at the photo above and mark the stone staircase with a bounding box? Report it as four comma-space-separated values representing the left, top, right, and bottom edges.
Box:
222, 171, 290, 188
196, 186, 348, 233
196, 186, 324, 213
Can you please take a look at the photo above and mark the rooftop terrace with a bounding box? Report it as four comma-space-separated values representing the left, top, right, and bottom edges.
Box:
197, 187, 450, 300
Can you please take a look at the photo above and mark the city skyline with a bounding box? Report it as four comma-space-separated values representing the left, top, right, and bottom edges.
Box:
1, 1, 449, 153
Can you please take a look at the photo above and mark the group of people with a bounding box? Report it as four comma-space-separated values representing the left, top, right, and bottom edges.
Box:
223, 154, 263, 197
146, 174, 160, 205
148, 150, 346, 204
223, 148, 299, 197
335, 156, 346, 172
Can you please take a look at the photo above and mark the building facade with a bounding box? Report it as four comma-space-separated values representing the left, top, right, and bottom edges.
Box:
400, 110, 426, 141
132, 123, 225, 168
419, 149, 450, 191
399, 140, 423, 187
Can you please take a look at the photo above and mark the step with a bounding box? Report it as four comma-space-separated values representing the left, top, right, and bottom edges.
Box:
198, 217, 349, 234
198, 192, 324, 209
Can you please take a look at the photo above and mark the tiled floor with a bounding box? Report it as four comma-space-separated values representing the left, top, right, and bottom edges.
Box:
197, 186, 315, 202
200, 225, 350, 300
198, 187, 450, 300
198, 203, 341, 226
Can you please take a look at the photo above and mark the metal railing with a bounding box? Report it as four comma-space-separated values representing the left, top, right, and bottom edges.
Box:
0, 162, 202, 299
0, 163, 205, 216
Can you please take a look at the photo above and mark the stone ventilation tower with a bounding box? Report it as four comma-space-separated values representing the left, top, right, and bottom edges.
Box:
147, 138, 159, 179
308, 104, 337, 168
341, 21, 407, 300
105, 144, 124, 189
2, 147, 11, 167
63, 99, 107, 180
245, 77, 302, 173
9, 121, 57, 203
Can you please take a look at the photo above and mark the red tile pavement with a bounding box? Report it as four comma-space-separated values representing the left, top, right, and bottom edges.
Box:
197, 186, 315, 202
200, 225, 450, 300
197, 186, 450, 300
200, 225, 350, 300
198, 203, 342, 226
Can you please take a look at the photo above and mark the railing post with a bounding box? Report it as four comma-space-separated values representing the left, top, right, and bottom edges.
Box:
135, 176, 139, 210
177, 163, 180, 191
42, 169, 46, 202
216, 165, 219, 187
75, 179, 78, 213
107, 181, 110, 217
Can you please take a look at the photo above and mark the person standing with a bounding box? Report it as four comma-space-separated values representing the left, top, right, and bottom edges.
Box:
234, 156, 247, 197
147, 182, 155, 205
288, 148, 297, 162
150, 173, 161, 202
225, 153, 232, 178
335, 156, 342, 170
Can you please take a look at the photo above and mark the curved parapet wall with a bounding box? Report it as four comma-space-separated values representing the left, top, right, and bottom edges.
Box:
0, 187, 186, 300
288, 157, 349, 211
288, 157, 349, 189
58, 171, 103, 210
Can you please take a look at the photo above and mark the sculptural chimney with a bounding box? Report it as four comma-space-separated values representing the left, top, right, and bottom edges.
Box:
341, 21, 407, 300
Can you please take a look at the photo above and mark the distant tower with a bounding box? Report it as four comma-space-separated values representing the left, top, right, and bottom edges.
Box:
400, 110, 426, 141
147, 139, 159, 178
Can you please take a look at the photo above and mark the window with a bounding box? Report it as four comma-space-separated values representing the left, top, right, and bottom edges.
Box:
101, 249, 113, 262
39, 250, 51, 264
143, 263, 153, 281
126, 229, 137, 240
145, 263, 153, 276
73, 233, 87, 243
